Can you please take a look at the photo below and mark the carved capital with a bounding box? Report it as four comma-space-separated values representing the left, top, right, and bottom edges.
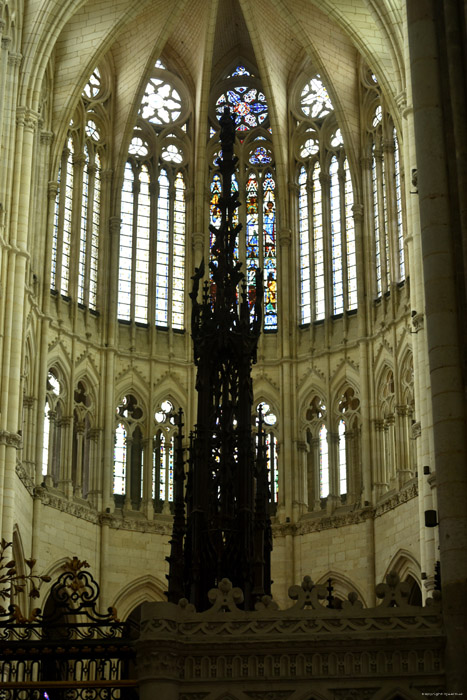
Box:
16, 106, 39, 131
396, 90, 407, 114
101, 168, 113, 182
192, 231, 204, 251
8, 52, 22, 67
109, 216, 121, 235
412, 312, 424, 333
0, 430, 22, 449
48, 180, 59, 199
2, 36, 12, 51
40, 131, 54, 146
278, 229, 291, 247
352, 202, 364, 220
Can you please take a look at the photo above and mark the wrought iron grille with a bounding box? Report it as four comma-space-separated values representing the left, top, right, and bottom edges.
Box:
0, 558, 137, 699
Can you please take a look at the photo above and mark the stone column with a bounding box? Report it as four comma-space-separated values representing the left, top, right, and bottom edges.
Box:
407, 1, 467, 690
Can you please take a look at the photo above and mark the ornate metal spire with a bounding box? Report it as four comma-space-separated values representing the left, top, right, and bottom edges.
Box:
166, 107, 272, 611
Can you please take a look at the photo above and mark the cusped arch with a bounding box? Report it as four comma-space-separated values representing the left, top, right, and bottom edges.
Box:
152, 372, 187, 414
384, 549, 421, 588
115, 385, 148, 422
112, 574, 167, 621
300, 386, 327, 424
316, 570, 367, 608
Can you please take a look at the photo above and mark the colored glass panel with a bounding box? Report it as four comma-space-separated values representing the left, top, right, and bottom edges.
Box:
246, 174, 259, 311
215, 87, 268, 131
263, 172, 277, 329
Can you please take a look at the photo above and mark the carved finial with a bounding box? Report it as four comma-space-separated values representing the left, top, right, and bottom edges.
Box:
375, 570, 411, 607
288, 575, 327, 610
207, 578, 244, 612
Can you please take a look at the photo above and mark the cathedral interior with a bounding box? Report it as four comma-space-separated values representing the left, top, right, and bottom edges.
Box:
0, 0, 466, 696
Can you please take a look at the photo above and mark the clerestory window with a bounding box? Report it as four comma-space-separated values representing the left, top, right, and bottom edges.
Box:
117, 62, 190, 329
295, 76, 357, 325
209, 64, 277, 330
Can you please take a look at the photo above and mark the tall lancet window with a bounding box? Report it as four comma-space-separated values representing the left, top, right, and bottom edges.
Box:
256, 402, 279, 505
51, 67, 109, 307
294, 75, 357, 324
117, 61, 191, 329
362, 66, 407, 296
208, 64, 277, 330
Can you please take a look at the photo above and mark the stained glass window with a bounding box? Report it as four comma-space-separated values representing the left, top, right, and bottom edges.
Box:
83, 68, 101, 99
78, 145, 100, 310
300, 76, 333, 120
172, 173, 185, 329
135, 166, 150, 323
249, 146, 272, 165
118, 162, 134, 321
118, 62, 188, 328
263, 173, 277, 328
394, 129, 405, 281
60, 140, 73, 296
155, 169, 170, 326
215, 87, 268, 132
313, 163, 325, 320
319, 424, 329, 498
228, 65, 252, 77
210, 67, 276, 329
330, 156, 343, 315
372, 145, 382, 296
344, 159, 357, 310
299, 166, 310, 324
338, 419, 347, 495
154, 400, 176, 502
51, 69, 106, 308
140, 78, 182, 125
42, 402, 50, 476
297, 75, 357, 323
114, 423, 126, 495
246, 173, 259, 309
257, 402, 279, 504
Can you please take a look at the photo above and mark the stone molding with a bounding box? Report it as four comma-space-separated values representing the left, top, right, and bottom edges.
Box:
136, 576, 444, 694
15, 462, 35, 494
14, 468, 174, 533
0, 430, 22, 449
